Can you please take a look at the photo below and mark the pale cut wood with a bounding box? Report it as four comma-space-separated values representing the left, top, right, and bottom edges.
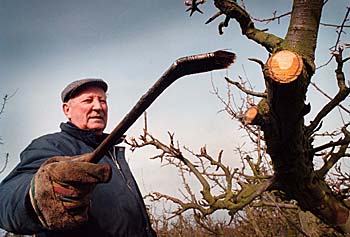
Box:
243, 106, 258, 125
267, 50, 303, 83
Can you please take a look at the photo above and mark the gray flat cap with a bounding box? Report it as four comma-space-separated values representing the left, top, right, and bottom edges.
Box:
61, 78, 108, 102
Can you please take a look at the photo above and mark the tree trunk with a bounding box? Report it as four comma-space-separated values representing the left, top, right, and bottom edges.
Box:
263, 0, 350, 233
214, 0, 350, 232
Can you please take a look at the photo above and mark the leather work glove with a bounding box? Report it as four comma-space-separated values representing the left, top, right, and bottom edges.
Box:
29, 154, 111, 230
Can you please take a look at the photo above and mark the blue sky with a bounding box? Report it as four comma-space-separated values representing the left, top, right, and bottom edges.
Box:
0, 0, 349, 198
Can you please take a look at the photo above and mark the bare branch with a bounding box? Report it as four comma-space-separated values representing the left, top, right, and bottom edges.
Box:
265, 192, 311, 237
248, 57, 265, 69
317, 7, 350, 69
252, 201, 298, 209
0, 95, 8, 116
205, 11, 223, 24
317, 126, 350, 177
310, 82, 350, 114
312, 138, 350, 154
250, 10, 291, 24
0, 153, 9, 174
225, 77, 267, 98
320, 23, 350, 28
211, 0, 283, 52
307, 45, 350, 136
184, 0, 205, 16
0, 93, 14, 174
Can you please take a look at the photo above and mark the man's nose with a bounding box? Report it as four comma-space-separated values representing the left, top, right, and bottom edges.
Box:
92, 99, 103, 110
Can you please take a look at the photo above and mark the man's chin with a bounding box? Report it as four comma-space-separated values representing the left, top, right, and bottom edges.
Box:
88, 123, 106, 134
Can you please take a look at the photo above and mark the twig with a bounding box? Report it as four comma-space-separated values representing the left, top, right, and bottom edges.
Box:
225, 77, 267, 98
317, 126, 350, 177
307, 45, 350, 136
250, 11, 291, 24
265, 192, 311, 237
0, 91, 17, 117
310, 82, 350, 114
317, 7, 350, 69
312, 138, 350, 154
0, 153, 9, 174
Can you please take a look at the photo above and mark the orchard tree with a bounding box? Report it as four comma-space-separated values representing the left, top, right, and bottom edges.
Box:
129, 0, 350, 235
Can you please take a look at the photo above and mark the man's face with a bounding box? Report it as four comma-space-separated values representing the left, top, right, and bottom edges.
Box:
62, 86, 108, 135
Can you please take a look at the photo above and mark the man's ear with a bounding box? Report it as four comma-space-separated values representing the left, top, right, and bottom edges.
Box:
62, 103, 71, 119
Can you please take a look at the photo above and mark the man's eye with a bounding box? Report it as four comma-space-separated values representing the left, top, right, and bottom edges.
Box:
82, 99, 92, 103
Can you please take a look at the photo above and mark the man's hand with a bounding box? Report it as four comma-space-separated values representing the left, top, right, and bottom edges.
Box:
29, 154, 111, 230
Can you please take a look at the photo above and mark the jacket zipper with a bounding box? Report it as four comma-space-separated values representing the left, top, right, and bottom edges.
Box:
108, 150, 133, 191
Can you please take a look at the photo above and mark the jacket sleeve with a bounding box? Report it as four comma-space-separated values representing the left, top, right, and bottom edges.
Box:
0, 136, 65, 234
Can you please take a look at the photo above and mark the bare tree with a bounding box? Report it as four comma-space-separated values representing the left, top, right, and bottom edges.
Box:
0, 94, 10, 174
128, 0, 350, 235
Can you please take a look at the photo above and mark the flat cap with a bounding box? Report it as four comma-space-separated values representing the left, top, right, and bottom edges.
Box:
61, 78, 108, 102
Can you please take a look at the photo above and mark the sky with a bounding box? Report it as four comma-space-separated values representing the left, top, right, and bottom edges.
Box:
0, 0, 349, 204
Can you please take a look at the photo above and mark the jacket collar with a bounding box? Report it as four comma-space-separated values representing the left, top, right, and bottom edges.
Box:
60, 122, 110, 148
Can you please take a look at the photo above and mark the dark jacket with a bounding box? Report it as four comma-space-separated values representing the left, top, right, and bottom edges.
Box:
0, 122, 156, 237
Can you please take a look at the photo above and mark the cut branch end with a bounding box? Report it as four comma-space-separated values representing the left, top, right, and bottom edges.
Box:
266, 50, 303, 84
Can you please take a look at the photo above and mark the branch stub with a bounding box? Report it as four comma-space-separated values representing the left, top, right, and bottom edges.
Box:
243, 106, 258, 125
266, 50, 303, 84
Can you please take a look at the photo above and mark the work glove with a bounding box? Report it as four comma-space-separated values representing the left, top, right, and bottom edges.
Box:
29, 154, 111, 230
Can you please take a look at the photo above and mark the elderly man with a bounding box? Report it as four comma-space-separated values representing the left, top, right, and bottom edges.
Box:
0, 79, 156, 237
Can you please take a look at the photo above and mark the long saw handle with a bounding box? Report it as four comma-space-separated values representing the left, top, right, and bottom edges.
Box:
87, 50, 236, 163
